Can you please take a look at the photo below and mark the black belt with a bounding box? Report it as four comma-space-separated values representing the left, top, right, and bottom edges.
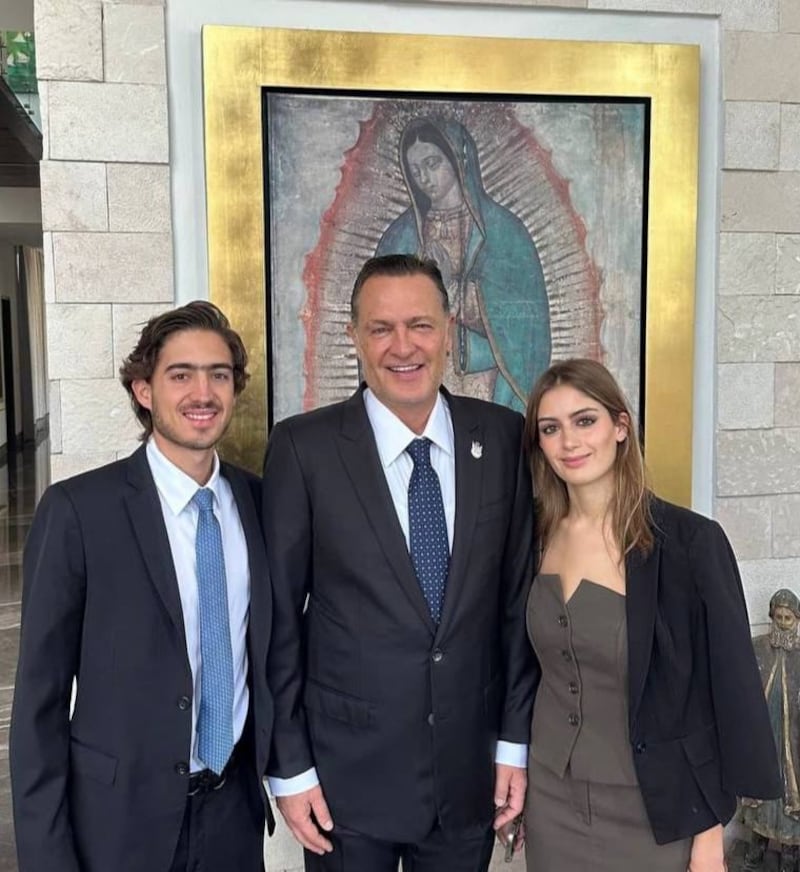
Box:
187, 746, 238, 796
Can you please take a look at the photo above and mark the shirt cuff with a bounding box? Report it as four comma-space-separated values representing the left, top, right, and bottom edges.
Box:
495, 740, 528, 768
267, 767, 320, 796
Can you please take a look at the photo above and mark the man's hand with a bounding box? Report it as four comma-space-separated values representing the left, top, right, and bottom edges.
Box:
493, 763, 527, 831
276, 785, 334, 855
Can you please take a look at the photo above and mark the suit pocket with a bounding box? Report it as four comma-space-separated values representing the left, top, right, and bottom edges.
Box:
681, 724, 716, 767
303, 680, 375, 728
70, 738, 118, 786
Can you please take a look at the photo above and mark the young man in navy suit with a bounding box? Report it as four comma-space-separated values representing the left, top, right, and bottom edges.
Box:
263, 255, 537, 871
11, 302, 273, 872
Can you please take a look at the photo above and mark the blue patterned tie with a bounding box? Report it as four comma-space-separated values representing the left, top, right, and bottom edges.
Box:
407, 438, 450, 624
193, 487, 234, 774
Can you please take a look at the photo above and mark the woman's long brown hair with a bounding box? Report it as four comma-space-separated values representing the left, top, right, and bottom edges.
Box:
524, 359, 654, 563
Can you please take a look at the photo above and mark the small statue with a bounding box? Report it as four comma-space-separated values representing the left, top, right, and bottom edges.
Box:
741, 589, 800, 872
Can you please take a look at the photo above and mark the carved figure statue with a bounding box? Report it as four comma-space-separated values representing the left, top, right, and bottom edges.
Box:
741, 588, 800, 872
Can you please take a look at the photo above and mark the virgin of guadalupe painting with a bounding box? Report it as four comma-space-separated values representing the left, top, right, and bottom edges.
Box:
266, 95, 645, 421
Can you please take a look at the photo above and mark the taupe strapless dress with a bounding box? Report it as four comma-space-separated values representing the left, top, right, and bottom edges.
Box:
524, 574, 692, 872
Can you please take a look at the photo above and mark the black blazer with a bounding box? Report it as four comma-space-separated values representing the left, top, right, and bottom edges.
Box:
10, 445, 274, 872
263, 387, 537, 842
618, 497, 780, 843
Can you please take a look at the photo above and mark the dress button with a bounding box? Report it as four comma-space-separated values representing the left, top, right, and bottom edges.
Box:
568, 682, 579, 694
568, 713, 580, 726
177, 695, 191, 711
427, 713, 435, 726
175, 761, 189, 776
432, 649, 443, 663
557, 615, 568, 627
561, 649, 571, 662
634, 742, 647, 754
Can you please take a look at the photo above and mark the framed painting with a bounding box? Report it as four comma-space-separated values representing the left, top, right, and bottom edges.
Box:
202, 26, 699, 505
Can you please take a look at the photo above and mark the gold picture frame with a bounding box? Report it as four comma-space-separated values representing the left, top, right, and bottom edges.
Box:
203, 25, 699, 506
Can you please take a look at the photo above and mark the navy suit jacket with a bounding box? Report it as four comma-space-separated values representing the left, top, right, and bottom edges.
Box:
263, 387, 537, 842
10, 445, 274, 872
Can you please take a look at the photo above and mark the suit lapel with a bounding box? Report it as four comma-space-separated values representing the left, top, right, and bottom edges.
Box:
337, 389, 436, 635
123, 445, 187, 640
626, 534, 661, 725
438, 393, 482, 637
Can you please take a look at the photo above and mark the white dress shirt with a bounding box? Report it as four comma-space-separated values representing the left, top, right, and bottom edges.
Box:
268, 390, 526, 797
146, 438, 250, 773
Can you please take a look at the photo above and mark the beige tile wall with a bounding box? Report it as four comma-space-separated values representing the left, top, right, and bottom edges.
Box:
34, 1, 800, 867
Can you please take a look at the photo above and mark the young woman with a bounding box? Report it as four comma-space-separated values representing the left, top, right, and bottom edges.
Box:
519, 358, 779, 872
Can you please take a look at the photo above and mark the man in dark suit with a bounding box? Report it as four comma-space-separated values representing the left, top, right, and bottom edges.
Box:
263, 254, 537, 871
10, 302, 273, 872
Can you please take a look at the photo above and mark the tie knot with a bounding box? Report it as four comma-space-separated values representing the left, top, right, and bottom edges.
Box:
406, 437, 432, 466
193, 487, 215, 512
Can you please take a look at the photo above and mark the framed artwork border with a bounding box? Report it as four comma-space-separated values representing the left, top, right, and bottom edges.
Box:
202, 25, 699, 506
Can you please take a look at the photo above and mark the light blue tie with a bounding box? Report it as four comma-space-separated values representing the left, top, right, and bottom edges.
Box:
193, 487, 234, 774
407, 438, 450, 624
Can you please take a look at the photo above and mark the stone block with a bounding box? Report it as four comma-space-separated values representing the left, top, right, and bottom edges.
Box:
725, 32, 800, 101
718, 295, 800, 362
718, 232, 775, 295
717, 363, 773, 429
40, 162, 108, 232
47, 82, 168, 163
35, 0, 102, 82
773, 494, 800, 557
776, 234, 800, 293
718, 429, 800, 496
721, 170, 800, 233
112, 303, 171, 371
715, 497, 772, 560
782, 0, 800, 31
46, 303, 113, 379
780, 104, 800, 170
587, 0, 778, 30
51, 452, 120, 483
739, 558, 800, 623
775, 363, 800, 426
724, 101, 779, 170
107, 164, 171, 233
49, 380, 62, 454
60, 378, 140, 455
53, 232, 173, 303
104, 5, 167, 85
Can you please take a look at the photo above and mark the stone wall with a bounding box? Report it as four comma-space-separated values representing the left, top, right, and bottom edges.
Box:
33, 0, 800, 868
37, 0, 173, 481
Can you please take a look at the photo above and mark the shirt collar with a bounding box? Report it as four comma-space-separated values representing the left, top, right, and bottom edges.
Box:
145, 438, 222, 516
363, 388, 454, 468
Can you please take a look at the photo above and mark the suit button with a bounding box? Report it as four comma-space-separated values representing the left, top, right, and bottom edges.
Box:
177, 695, 191, 711
568, 713, 580, 726
557, 615, 568, 627
432, 649, 443, 663
568, 682, 579, 694
175, 761, 189, 776
427, 713, 435, 726
634, 742, 646, 754
561, 650, 571, 662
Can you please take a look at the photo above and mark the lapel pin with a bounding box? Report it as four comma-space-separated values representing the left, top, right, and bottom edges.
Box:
471, 440, 483, 459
